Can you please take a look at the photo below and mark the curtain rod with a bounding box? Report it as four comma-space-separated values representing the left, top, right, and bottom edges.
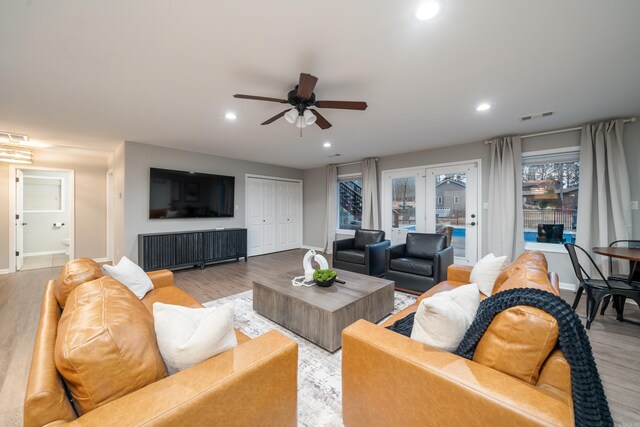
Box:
484, 117, 636, 144
336, 158, 378, 167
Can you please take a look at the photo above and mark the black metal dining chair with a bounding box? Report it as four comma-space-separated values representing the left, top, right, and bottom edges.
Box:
564, 243, 640, 329
599, 240, 640, 315
607, 240, 640, 283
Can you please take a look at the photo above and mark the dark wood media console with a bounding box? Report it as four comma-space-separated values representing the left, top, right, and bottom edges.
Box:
138, 228, 247, 271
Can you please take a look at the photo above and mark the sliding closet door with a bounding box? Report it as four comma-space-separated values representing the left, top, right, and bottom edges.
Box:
246, 178, 276, 256
247, 177, 301, 256
276, 181, 302, 251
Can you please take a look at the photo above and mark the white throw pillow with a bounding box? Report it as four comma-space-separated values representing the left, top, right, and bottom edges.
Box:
153, 302, 238, 374
470, 253, 507, 297
103, 256, 154, 299
410, 283, 480, 352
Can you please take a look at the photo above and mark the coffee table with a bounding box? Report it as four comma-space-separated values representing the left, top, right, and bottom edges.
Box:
253, 269, 395, 352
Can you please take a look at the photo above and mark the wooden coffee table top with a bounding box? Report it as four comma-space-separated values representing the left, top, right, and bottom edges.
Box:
253, 269, 394, 312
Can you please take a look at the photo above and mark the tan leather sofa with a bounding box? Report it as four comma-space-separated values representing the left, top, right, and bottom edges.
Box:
342, 252, 573, 427
24, 259, 298, 427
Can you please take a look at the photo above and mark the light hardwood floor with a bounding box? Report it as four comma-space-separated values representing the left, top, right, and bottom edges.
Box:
1, 249, 639, 426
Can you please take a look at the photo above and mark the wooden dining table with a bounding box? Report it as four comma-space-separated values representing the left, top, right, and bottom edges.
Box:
592, 246, 640, 285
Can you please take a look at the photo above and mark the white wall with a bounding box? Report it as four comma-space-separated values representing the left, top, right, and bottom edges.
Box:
121, 141, 303, 263
22, 170, 70, 255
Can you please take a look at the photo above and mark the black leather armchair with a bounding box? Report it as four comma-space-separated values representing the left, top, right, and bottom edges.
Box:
385, 233, 454, 294
333, 229, 390, 276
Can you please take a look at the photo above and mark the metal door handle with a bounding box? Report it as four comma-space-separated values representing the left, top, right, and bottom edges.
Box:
467, 222, 476, 226
22, 222, 28, 226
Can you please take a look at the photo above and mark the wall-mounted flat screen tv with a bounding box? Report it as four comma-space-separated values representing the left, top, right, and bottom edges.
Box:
149, 168, 235, 219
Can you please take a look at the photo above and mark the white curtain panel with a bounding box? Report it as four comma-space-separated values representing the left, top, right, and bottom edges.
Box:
324, 164, 338, 254
361, 158, 380, 230
487, 136, 525, 261
576, 119, 631, 274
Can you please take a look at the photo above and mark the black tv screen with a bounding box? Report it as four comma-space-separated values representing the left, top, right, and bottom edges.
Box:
149, 168, 235, 219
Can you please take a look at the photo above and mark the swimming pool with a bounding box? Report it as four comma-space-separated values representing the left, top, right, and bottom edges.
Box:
401, 225, 576, 243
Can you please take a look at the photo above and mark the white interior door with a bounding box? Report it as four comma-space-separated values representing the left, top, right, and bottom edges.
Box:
382, 169, 425, 245
425, 163, 479, 265
286, 182, 302, 248
16, 169, 24, 270
277, 181, 301, 251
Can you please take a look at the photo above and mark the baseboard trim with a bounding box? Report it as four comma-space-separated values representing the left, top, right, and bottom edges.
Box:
93, 257, 111, 263
301, 245, 325, 253
0, 268, 9, 275
559, 282, 577, 291
24, 250, 66, 257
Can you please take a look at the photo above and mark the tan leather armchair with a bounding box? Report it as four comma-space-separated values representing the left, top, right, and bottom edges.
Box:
342, 253, 574, 427
25, 266, 298, 427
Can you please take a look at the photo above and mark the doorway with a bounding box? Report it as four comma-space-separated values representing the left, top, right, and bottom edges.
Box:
9, 166, 75, 272
382, 161, 480, 265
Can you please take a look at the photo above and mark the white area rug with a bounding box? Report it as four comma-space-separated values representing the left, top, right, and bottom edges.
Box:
204, 290, 416, 427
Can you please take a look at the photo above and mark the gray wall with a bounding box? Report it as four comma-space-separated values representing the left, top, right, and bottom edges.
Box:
302, 121, 640, 287
121, 141, 303, 263
302, 167, 327, 250
0, 149, 108, 270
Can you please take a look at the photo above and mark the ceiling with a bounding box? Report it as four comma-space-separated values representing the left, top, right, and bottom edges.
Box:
1, 1, 639, 169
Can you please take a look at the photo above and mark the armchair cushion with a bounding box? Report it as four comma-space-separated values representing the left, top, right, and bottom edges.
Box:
411, 283, 480, 352
353, 229, 385, 250
389, 257, 433, 277
405, 233, 447, 260
55, 257, 104, 308
335, 249, 365, 265
55, 276, 167, 415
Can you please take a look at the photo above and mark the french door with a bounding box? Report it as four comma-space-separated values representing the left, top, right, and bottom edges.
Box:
382, 161, 480, 265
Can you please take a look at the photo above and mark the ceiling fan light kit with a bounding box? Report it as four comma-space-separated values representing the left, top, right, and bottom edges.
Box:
234, 72, 368, 134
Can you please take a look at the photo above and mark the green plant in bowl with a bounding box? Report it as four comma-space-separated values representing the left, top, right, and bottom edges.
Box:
314, 269, 337, 287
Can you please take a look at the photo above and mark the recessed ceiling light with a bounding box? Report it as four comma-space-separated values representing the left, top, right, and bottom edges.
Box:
323, 142, 332, 148
416, 1, 441, 21
224, 112, 237, 120
476, 103, 491, 112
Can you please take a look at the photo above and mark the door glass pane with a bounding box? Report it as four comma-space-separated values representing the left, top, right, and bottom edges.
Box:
392, 177, 416, 231
435, 173, 466, 257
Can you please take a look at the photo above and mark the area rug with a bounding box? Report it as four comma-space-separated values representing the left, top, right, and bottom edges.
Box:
204, 290, 416, 427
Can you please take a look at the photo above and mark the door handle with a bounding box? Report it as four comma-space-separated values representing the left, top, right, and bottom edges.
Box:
467, 222, 476, 226
22, 222, 28, 226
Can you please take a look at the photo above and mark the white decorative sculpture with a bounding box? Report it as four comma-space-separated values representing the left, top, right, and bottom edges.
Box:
303, 249, 329, 281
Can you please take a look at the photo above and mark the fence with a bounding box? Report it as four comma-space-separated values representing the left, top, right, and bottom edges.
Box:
523, 209, 577, 230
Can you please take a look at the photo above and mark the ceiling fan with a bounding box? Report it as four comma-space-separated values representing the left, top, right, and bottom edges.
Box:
234, 73, 367, 130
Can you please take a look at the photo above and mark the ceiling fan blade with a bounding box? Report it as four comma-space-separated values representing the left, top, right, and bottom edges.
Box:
296, 73, 318, 99
261, 109, 289, 125
234, 94, 289, 103
315, 100, 368, 110
309, 109, 332, 129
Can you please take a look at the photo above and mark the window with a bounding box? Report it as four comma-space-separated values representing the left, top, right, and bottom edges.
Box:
453, 195, 460, 204
522, 149, 579, 247
24, 177, 63, 212
437, 196, 443, 205
338, 175, 362, 231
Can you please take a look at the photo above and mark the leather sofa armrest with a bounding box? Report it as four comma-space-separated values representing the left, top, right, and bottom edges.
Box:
342, 320, 572, 427
335, 238, 355, 252
66, 330, 298, 427
447, 264, 473, 282
432, 246, 454, 282
365, 240, 391, 276
146, 269, 174, 289
385, 244, 405, 271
